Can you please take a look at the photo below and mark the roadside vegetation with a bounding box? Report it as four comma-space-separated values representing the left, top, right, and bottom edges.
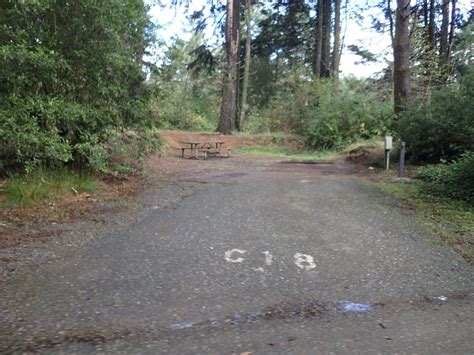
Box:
380, 180, 473, 262
0, 1, 160, 212
1, 169, 98, 209
379, 150, 473, 262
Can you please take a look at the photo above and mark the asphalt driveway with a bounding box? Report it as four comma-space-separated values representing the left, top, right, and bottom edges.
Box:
1, 157, 472, 353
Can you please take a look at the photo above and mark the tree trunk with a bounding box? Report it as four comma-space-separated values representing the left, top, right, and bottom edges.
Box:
321, 0, 332, 78
239, 0, 252, 131
393, 0, 411, 114
339, 0, 349, 64
439, 0, 449, 65
218, 0, 240, 134
447, 0, 456, 58
428, 0, 436, 49
331, 0, 341, 78
387, 0, 395, 48
313, 0, 323, 77
423, 0, 428, 27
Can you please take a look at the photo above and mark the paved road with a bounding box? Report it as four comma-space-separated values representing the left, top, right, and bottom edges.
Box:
1, 158, 473, 353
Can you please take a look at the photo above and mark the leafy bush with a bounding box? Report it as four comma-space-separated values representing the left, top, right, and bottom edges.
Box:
304, 78, 394, 149
398, 67, 474, 163
0, 0, 154, 173
241, 78, 393, 149
149, 37, 221, 132
149, 89, 219, 131
417, 152, 474, 202
106, 130, 161, 173
243, 111, 273, 134
244, 77, 393, 149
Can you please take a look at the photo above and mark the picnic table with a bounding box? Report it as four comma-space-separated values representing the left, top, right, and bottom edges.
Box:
179, 140, 231, 159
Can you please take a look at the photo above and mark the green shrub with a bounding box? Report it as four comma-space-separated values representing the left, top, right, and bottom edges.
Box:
304, 118, 343, 149
244, 77, 393, 149
398, 67, 474, 163
149, 89, 219, 131
106, 129, 161, 172
417, 152, 474, 202
243, 111, 272, 133
303, 78, 394, 149
0, 1, 153, 173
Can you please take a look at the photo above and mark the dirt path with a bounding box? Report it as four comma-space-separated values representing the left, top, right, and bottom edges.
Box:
0, 135, 473, 353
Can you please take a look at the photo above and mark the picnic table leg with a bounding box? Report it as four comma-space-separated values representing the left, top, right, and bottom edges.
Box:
194, 145, 198, 159
181, 148, 185, 158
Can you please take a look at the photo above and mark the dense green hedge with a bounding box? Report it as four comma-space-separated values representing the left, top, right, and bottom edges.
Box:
303, 79, 393, 149
398, 67, 474, 163
417, 152, 474, 202
0, 0, 153, 173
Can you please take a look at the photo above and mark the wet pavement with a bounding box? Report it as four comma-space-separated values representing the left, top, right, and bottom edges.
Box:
1, 158, 473, 353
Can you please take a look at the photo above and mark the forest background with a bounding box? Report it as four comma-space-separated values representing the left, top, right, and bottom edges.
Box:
0, 0, 473, 205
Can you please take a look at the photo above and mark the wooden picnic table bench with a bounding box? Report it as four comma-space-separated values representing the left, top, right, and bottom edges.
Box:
179, 140, 231, 159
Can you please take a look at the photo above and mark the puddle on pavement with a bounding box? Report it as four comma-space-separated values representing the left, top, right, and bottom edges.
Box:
166, 292, 472, 333
15, 292, 471, 352
168, 299, 375, 332
170, 322, 194, 330
335, 301, 372, 312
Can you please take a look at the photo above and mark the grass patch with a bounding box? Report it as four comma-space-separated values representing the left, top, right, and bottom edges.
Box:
0, 169, 99, 209
235, 147, 342, 161
236, 132, 306, 150
379, 181, 474, 262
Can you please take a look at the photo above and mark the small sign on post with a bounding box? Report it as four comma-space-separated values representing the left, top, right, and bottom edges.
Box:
384, 136, 392, 171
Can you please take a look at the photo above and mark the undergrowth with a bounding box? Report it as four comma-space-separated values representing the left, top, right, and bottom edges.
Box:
379, 181, 474, 262
0, 169, 99, 209
236, 132, 306, 151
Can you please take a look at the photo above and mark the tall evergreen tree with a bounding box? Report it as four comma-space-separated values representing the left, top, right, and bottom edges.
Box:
313, 0, 324, 76
440, 0, 450, 66
218, 0, 240, 134
321, 0, 332, 77
331, 0, 342, 78
239, 0, 253, 130
393, 0, 411, 113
